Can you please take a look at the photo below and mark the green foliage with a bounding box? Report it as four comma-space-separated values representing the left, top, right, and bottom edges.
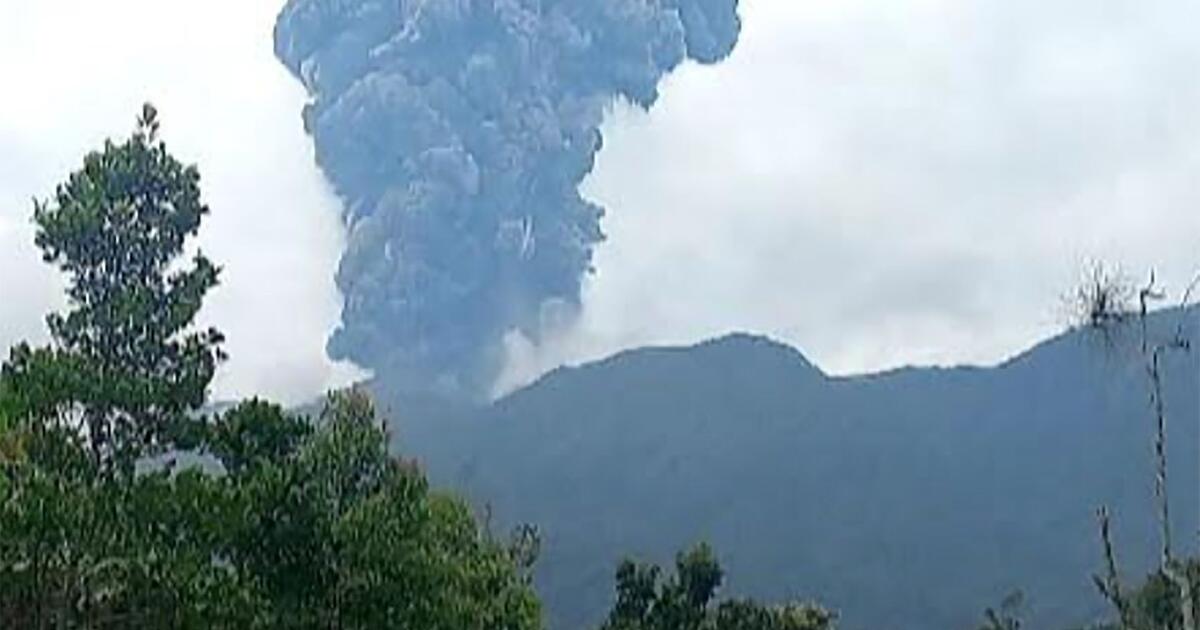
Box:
1122, 561, 1200, 630
0, 381, 25, 466
601, 543, 834, 630
0, 108, 542, 629
17, 104, 223, 471
0, 381, 10, 432
0, 447, 260, 628
0, 391, 543, 629
206, 398, 310, 476
1066, 560, 1200, 630
219, 390, 542, 629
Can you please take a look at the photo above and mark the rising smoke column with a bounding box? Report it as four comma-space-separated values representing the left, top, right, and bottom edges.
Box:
274, 0, 741, 400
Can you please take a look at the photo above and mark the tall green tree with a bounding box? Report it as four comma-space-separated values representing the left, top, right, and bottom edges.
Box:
8, 103, 222, 471
2, 108, 543, 629
0, 107, 244, 626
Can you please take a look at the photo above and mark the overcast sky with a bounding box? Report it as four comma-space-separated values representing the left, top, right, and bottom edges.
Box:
3, 0, 1199, 402
0, 0, 358, 404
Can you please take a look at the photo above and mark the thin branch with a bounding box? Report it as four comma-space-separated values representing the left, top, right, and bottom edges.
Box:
1093, 506, 1131, 630
1148, 348, 1172, 569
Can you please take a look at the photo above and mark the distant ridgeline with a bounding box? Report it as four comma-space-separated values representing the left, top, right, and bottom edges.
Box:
379, 308, 1200, 629
274, 0, 741, 400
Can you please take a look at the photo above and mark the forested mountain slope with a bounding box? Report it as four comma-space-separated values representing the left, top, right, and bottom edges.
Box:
379, 309, 1200, 629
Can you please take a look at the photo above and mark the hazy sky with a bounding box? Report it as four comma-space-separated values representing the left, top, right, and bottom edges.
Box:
0, 0, 358, 404
3, 0, 1200, 402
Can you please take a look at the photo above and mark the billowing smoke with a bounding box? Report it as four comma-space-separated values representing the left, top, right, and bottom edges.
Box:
274, 0, 741, 400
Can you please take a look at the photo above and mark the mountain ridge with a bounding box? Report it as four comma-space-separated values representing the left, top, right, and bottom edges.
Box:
378, 308, 1200, 629
505, 317, 1105, 401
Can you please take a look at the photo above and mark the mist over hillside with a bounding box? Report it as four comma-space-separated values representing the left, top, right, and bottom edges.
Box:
377, 308, 1200, 629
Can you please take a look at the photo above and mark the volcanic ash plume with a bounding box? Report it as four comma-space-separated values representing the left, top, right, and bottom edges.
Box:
274, 0, 741, 400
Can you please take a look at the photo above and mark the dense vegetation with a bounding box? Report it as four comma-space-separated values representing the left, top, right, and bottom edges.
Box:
0, 109, 539, 628
1094, 559, 1199, 630
0, 108, 829, 629
0, 99, 1194, 630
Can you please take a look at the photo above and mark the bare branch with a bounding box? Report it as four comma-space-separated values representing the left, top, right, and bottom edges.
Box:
1147, 348, 1173, 569
1093, 506, 1131, 630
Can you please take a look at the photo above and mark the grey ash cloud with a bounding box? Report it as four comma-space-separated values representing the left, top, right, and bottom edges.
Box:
273, 0, 741, 400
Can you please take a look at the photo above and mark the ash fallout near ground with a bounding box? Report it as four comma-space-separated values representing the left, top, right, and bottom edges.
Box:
274, 0, 742, 400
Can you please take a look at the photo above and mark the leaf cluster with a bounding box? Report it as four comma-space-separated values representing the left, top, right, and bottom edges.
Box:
0, 391, 542, 629
0, 108, 540, 629
25, 104, 222, 471
601, 543, 834, 630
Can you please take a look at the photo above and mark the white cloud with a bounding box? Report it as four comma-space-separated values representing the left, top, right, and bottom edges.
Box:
503, 0, 1200, 388
0, 0, 359, 404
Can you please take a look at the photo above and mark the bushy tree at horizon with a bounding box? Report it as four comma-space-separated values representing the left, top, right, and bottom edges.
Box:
600, 543, 835, 630
0, 108, 541, 629
4, 104, 222, 474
